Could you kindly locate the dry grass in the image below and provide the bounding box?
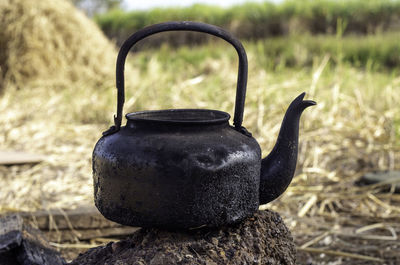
[1,1,400,264]
[0,0,116,92]
[2,48,400,263]
[0,0,119,212]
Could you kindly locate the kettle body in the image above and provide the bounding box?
[93,109,261,229]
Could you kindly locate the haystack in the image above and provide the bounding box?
[0,0,116,91]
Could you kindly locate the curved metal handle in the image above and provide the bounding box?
[107,21,248,135]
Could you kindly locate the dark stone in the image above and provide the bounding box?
[0,214,65,265]
[69,210,296,265]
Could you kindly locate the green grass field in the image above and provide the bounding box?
[96,0,400,41]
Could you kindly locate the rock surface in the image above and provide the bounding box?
[70,210,295,265]
[0,214,65,265]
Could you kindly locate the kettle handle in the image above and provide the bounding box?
[108,21,248,135]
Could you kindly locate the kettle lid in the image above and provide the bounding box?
[126,109,230,125]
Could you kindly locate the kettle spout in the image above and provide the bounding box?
[259,92,315,204]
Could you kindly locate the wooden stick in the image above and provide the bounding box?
[0,150,45,165]
[300,231,331,248]
[298,194,318,217]
[49,242,100,249]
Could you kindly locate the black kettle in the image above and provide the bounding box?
[93,21,315,229]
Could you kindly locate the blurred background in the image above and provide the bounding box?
[1,0,399,263]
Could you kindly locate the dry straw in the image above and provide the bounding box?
[0,0,116,91]
[0,0,123,212]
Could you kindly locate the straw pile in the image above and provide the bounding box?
[0,0,124,212]
[0,0,116,91]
